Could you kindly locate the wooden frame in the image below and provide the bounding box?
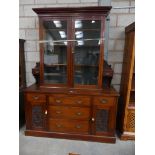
[117,22,135,140]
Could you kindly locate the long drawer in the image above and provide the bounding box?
[49,95,90,107]
[48,118,89,134]
[48,106,90,120]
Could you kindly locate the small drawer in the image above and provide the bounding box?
[49,95,90,107]
[26,93,46,102]
[48,119,89,134]
[93,96,114,106]
[48,106,90,120]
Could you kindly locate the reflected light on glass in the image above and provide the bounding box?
[53,20,62,28]
[75,31,83,39]
[77,40,84,46]
[59,31,66,38]
[98,40,100,45]
[91,20,95,23]
[75,20,82,28]
[64,41,67,45]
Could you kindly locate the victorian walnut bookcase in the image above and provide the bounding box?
[24,7,119,143]
[117,22,135,140]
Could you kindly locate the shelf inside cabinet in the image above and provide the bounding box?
[75,64,98,67]
[44,64,67,67]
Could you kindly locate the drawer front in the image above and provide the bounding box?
[49,95,90,107]
[48,119,89,134]
[48,106,90,120]
[26,93,46,102]
[93,96,115,106]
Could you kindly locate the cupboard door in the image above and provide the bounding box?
[40,18,70,85]
[92,105,116,136]
[26,101,47,131]
[72,18,103,87]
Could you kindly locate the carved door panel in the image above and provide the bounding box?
[92,105,116,136]
[29,102,47,131]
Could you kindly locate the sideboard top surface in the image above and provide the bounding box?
[24,84,119,96]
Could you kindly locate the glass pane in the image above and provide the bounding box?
[96,109,109,132]
[74,20,101,85]
[42,20,68,84]
[32,106,44,128]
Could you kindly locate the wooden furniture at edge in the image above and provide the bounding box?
[24,7,119,143]
[19,39,26,128]
[117,22,135,140]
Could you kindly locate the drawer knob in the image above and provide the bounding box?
[76,125,81,129]
[92,118,95,122]
[100,99,107,104]
[69,90,74,93]
[33,96,39,100]
[56,111,61,114]
[76,101,82,104]
[56,99,61,103]
[56,124,62,128]
[76,112,82,116]
[45,110,47,115]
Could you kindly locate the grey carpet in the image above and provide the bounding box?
[19,126,135,155]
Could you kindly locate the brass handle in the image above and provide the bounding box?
[69,90,74,93]
[56,111,61,114]
[92,118,95,122]
[56,124,62,128]
[76,112,82,116]
[76,100,82,104]
[100,99,107,104]
[76,125,81,129]
[56,99,61,103]
[33,96,39,100]
[45,110,47,115]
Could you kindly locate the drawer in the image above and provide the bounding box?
[49,95,90,107]
[26,93,46,102]
[48,118,89,134]
[93,96,115,106]
[48,106,90,120]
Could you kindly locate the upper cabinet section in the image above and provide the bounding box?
[33,7,112,88]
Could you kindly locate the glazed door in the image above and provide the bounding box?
[39,17,70,86]
[72,17,105,88]
[91,104,116,136]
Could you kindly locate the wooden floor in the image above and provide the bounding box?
[19,126,135,155]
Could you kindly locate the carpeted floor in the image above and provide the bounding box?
[19,126,135,155]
